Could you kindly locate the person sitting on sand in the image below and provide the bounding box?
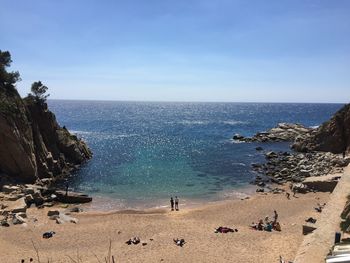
[286,192,290,199]
[274,222,281,231]
[264,216,269,224]
[292,186,297,197]
[273,210,278,222]
[264,222,273,232]
[257,219,264,231]
[175,196,179,211]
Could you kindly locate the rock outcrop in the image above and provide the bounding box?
[0,87,92,183]
[233,123,313,143]
[292,104,350,154]
[251,151,349,186]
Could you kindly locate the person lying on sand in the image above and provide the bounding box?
[315,203,326,212]
[250,219,265,231]
[42,231,56,239]
[214,226,238,233]
[126,237,140,245]
[258,219,264,231]
[250,222,258,229]
[174,238,186,247]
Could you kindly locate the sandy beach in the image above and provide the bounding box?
[0,187,330,263]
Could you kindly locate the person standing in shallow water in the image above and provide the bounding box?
[170,197,174,211]
[175,196,179,211]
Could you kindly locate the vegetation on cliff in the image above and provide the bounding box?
[0,50,92,183]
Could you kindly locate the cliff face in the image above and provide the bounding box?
[0,88,92,183]
[292,104,350,154]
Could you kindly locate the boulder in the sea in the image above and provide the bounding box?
[233,134,245,140]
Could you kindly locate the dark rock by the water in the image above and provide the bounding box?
[233,134,245,140]
[292,104,350,154]
[233,123,313,143]
[55,190,92,204]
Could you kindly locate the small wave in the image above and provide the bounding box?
[222,120,248,125]
[229,139,245,144]
[178,120,209,125]
[222,191,251,199]
[113,134,138,138]
[232,162,246,167]
[70,130,93,135]
[310,125,319,129]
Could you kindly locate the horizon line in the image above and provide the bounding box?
[46,98,348,105]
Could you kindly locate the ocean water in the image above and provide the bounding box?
[48,101,343,210]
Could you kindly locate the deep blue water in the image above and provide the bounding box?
[48,101,343,209]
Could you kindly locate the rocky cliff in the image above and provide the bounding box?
[0,88,92,183]
[292,104,350,154]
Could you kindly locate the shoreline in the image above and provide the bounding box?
[80,183,258,213]
[0,178,333,263]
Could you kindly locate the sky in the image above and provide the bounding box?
[0,0,349,103]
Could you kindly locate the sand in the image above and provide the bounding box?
[0,187,330,263]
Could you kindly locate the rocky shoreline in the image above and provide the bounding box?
[251,150,349,189]
[231,104,350,194]
[233,123,313,143]
[0,182,91,227]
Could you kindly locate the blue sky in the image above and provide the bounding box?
[1,0,349,102]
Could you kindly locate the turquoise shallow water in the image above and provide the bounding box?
[48,101,343,209]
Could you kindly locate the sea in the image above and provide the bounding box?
[48,101,343,210]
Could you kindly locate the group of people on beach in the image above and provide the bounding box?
[250,210,281,232]
[170,196,179,211]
